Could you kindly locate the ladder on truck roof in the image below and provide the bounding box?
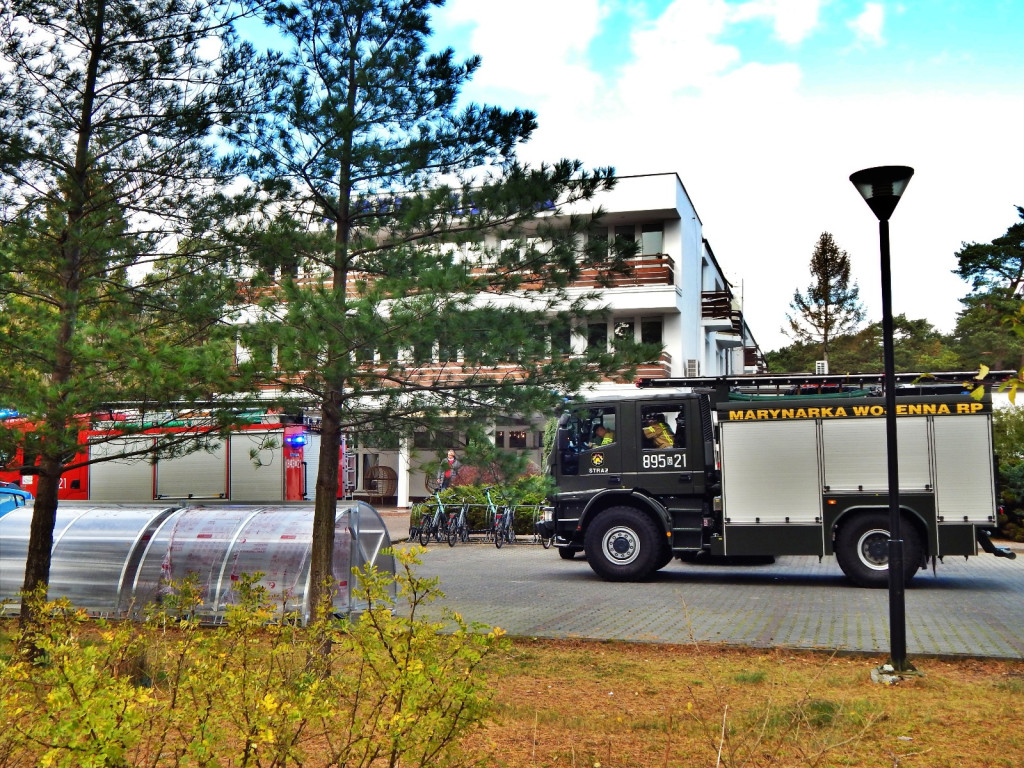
[636,370,1018,404]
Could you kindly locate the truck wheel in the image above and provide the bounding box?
[584,506,661,581]
[654,543,674,571]
[558,547,581,560]
[835,512,923,588]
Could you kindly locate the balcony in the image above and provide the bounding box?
[744,346,767,373]
[595,351,673,384]
[252,253,675,301]
[631,351,673,381]
[701,291,743,335]
[570,254,674,289]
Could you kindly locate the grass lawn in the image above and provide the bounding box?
[476,638,1024,767]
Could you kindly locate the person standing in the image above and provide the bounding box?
[437,449,461,490]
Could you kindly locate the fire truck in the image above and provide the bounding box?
[0,416,309,502]
[536,372,1017,587]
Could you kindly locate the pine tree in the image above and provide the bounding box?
[0,0,264,611]
[231,0,652,614]
[785,232,865,363]
[952,206,1024,372]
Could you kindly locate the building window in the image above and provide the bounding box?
[641,318,663,346]
[641,223,663,256]
[413,430,455,449]
[412,339,433,365]
[377,339,398,364]
[587,322,608,352]
[438,339,459,363]
[494,430,505,448]
[614,320,635,349]
[549,323,572,357]
[508,430,527,449]
[614,225,635,245]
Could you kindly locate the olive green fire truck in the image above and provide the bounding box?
[536,372,1017,587]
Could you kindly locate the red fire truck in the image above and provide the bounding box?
[0,416,309,502]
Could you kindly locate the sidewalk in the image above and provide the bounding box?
[376,507,411,543]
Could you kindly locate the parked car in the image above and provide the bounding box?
[0,483,33,518]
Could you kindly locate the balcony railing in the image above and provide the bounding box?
[252,254,675,300]
[701,290,743,334]
[629,351,673,381]
[257,351,677,389]
[744,346,767,373]
[569,254,674,289]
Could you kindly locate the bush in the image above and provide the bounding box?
[0,548,506,768]
[411,478,551,536]
[993,406,1024,539]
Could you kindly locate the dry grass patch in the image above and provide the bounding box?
[474,639,1024,768]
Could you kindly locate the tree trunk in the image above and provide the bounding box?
[309,396,342,620]
[19,460,62,628]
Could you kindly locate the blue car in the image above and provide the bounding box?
[0,483,33,518]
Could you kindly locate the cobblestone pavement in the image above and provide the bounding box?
[393,533,1024,660]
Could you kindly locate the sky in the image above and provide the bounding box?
[429,0,1024,353]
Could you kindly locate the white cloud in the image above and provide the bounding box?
[619,0,737,96]
[729,0,823,45]
[848,2,885,46]
[439,0,606,102]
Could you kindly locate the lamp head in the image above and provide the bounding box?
[849,166,914,221]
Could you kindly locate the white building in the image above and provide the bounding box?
[337,172,764,507]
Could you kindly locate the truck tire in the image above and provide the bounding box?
[835,512,923,588]
[654,544,674,571]
[584,506,662,581]
[558,547,581,560]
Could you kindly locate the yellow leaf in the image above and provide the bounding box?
[261,693,279,713]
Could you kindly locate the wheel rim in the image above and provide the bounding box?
[601,525,640,565]
[856,527,890,571]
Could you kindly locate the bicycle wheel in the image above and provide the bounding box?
[494,516,504,549]
[418,518,432,546]
[447,515,458,547]
[460,521,469,543]
[542,535,553,549]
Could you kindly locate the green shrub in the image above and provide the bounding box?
[993,406,1024,538]
[411,480,551,535]
[0,548,506,768]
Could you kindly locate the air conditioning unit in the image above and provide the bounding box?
[815,360,829,375]
[685,359,700,377]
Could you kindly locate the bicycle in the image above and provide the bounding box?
[445,502,470,547]
[416,492,451,546]
[484,487,515,549]
[495,505,516,548]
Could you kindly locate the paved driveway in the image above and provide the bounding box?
[401,539,1024,659]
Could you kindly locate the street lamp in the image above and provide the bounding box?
[849,165,915,673]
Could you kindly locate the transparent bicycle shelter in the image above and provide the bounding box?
[0,502,395,623]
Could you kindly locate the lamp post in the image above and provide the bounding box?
[849,165,915,673]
